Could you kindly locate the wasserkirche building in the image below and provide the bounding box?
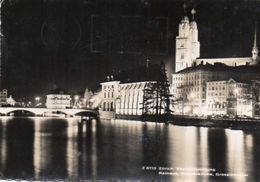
[171,9,260,117]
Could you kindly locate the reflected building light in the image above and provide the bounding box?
[226,130,246,182]
[33,118,51,179]
[91,120,97,133]
[0,119,7,171]
[82,123,86,136]
[244,134,253,181]
[245,135,253,149]
[66,120,79,178]
[91,120,97,180]
[199,127,209,168]
[33,118,42,179]
[168,126,198,182]
[183,127,197,166]
[67,119,78,138]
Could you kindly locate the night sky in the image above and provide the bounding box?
[1,0,260,100]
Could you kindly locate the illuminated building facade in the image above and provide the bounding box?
[115,82,147,116]
[100,79,153,119]
[175,9,259,73]
[206,79,252,116]
[175,9,200,72]
[99,79,120,119]
[252,80,260,118]
[46,89,72,109]
[171,8,260,117]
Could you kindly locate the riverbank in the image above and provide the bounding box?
[115,114,260,130]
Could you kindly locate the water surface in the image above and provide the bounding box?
[0,117,259,181]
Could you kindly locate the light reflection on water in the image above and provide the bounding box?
[0,117,259,181]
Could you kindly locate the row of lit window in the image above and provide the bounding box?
[104,92,114,98]
[173,81,202,87]
[173,74,224,81]
[176,87,206,93]
[207,92,226,97]
[208,103,226,109]
[48,97,71,100]
[47,101,70,104]
[103,102,114,111]
[208,81,225,85]
[103,85,114,89]
[208,86,226,91]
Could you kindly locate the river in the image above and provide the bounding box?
[0,117,259,181]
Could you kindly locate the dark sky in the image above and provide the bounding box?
[1,0,260,100]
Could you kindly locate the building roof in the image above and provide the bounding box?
[174,62,260,84]
[176,62,260,74]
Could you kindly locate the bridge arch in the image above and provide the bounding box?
[43,110,68,117]
[74,111,98,117]
[6,109,36,116]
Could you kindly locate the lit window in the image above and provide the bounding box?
[111,102,114,111]
[103,102,106,111]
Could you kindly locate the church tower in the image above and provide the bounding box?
[252,22,258,64]
[175,7,200,72]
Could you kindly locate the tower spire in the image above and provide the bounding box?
[191,8,196,20]
[252,21,258,61]
[183,3,187,15]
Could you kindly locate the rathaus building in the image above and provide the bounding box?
[171,9,260,117]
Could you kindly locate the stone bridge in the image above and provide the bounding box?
[0,107,98,117]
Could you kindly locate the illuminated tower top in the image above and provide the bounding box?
[252,22,258,62]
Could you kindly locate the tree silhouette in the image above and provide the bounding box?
[141,62,173,116]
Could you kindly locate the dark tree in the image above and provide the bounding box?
[141,62,173,116]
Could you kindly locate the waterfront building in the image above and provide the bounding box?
[99,80,154,119]
[171,8,260,116]
[115,82,148,116]
[99,78,120,119]
[252,80,260,118]
[46,89,72,109]
[206,79,252,117]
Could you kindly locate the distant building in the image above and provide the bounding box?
[46,89,72,109]
[0,89,8,106]
[6,95,16,106]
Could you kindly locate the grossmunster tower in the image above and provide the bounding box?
[175,8,200,72]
